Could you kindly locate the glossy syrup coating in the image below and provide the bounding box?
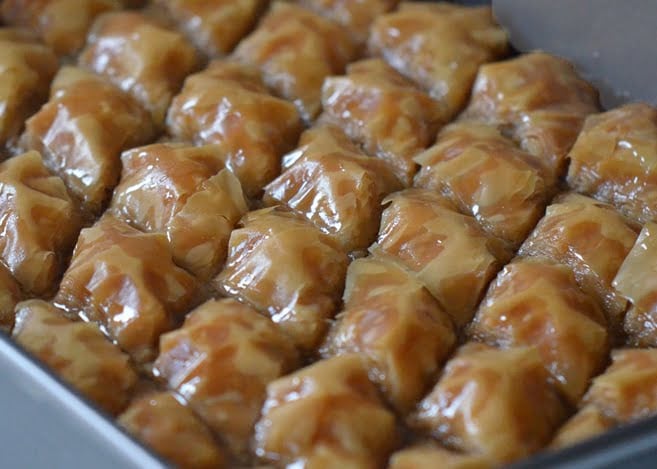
[253,354,398,468]
[550,405,616,450]
[322,256,455,413]
[263,125,402,252]
[21,67,156,214]
[368,2,508,121]
[153,298,299,458]
[233,2,358,122]
[0,265,21,332]
[13,300,138,415]
[0,0,120,56]
[0,151,81,296]
[215,208,349,351]
[567,103,657,224]
[79,11,200,126]
[415,122,549,247]
[118,391,226,469]
[110,143,248,280]
[411,343,566,464]
[370,189,512,327]
[389,442,493,469]
[518,193,638,332]
[55,215,199,364]
[320,58,443,185]
[468,257,609,404]
[166,60,303,197]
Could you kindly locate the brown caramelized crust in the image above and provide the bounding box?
[320,58,443,185]
[322,257,455,413]
[253,354,398,468]
[0,151,81,296]
[0,265,21,332]
[567,103,657,224]
[411,343,566,464]
[368,2,508,121]
[461,52,599,184]
[13,299,137,415]
[518,193,638,331]
[153,298,299,458]
[118,391,226,469]
[21,67,156,214]
[389,443,493,469]
[166,60,303,197]
[1,0,120,56]
[0,32,58,150]
[550,405,616,450]
[79,11,200,126]
[370,189,512,327]
[263,125,402,252]
[55,215,198,364]
[469,258,608,404]
[233,2,358,122]
[415,122,549,246]
[110,143,248,280]
[215,208,349,351]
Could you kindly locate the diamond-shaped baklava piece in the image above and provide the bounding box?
[55,215,198,364]
[0,265,21,333]
[254,354,398,467]
[550,405,615,450]
[13,300,138,415]
[389,442,493,469]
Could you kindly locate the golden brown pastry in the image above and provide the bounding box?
[415,122,548,246]
[322,256,455,413]
[79,11,200,125]
[233,2,358,122]
[567,103,657,224]
[389,443,493,469]
[0,30,58,150]
[0,151,81,296]
[469,257,608,404]
[153,298,299,458]
[55,215,198,364]
[0,265,21,333]
[118,391,226,469]
[21,67,156,214]
[519,193,638,331]
[461,52,599,183]
[215,208,349,351]
[263,125,401,252]
[253,354,398,468]
[320,58,443,185]
[166,60,303,197]
[13,299,137,415]
[370,189,512,327]
[1,0,120,56]
[411,343,565,464]
[110,143,248,280]
[368,2,508,121]
[550,405,616,450]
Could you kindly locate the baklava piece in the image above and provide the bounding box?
[263,125,401,252]
[215,208,349,351]
[0,151,81,296]
[13,300,138,415]
[567,103,657,224]
[0,30,58,150]
[550,405,615,450]
[469,258,608,404]
[233,2,358,122]
[389,443,493,469]
[519,193,638,331]
[411,343,565,464]
[0,265,21,332]
[368,2,508,121]
[462,52,599,183]
[79,11,200,126]
[55,215,198,364]
[118,391,226,469]
[322,256,455,413]
[253,354,397,468]
[21,67,156,214]
[1,0,119,56]
[370,189,512,327]
[110,143,248,280]
[320,58,443,185]
[166,60,303,197]
[415,122,549,246]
